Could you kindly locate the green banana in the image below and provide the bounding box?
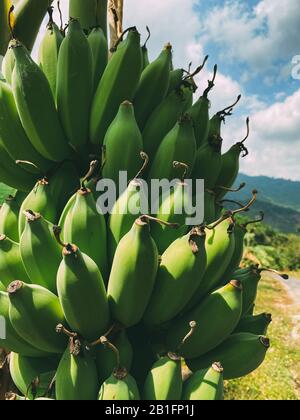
[88,26,108,93]
[0,192,25,242]
[187,333,270,380]
[102,101,143,192]
[56,335,99,401]
[69,0,99,32]
[215,118,250,200]
[0,234,31,287]
[2,42,15,84]
[38,10,64,99]
[143,353,182,400]
[185,217,236,311]
[18,178,57,236]
[168,69,184,94]
[189,65,217,148]
[134,43,172,128]
[19,211,62,293]
[0,79,52,174]
[8,281,67,354]
[90,27,142,150]
[234,313,272,336]
[143,82,195,161]
[151,162,194,254]
[192,96,241,189]
[221,212,264,284]
[48,161,81,217]
[0,0,11,55]
[57,19,93,153]
[107,216,159,327]
[0,142,37,191]
[98,337,140,401]
[141,26,151,70]
[108,164,149,264]
[59,187,108,280]
[166,280,243,359]
[9,352,58,400]
[182,363,224,401]
[144,226,207,327]
[0,291,49,357]
[12,0,53,51]
[56,242,110,341]
[11,41,71,162]
[149,114,196,181]
[204,189,216,224]
[94,329,133,385]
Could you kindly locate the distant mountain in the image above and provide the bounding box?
[227,174,300,234]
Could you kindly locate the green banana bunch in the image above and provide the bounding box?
[108,159,149,263]
[234,313,272,336]
[134,43,172,128]
[55,333,99,401]
[0,192,25,242]
[215,118,250,200]
[19,211,62,293]
[38,9,64,99]
[0,142,37,192]
[56,242,110,342]
[88,27,108,93]
[168,69,184,94]
[57,19,93,153]
[18,178,57,235]
[90,27,142,150]
[8,281,67,354]
[189,65,217,148]
[0,292,48,357]
[2,42,16,84]
[144,226,207,327]
[94,329,133,385]
[182,362,224,401]
[9,352,58,400]
[107,215,159,328]
[12,0,53,51]
[69,0,99,32]
[143,353,182,400]
[98,337,140,401]
[0,79,52,174]
[102,101,143,191]
[185,217,236,311]
[151,162,194,254]
[187,333,270,380]
[142,81,194,161]
[0,234,31,287]
[59,186,108,280]
[149,114,196,181]
[166,280,243,359]
[11,41,71,162]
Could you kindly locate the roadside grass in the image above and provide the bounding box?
[224,275,300,400]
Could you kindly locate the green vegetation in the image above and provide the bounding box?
[225,275,300,400]
[0,183,14,204]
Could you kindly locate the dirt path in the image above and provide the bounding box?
[281,276,300,305]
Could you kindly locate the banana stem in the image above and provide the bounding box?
[110,26,136,52]
[242,211,265,228]
[101,336,128,379]
[143,26,151,48]
[258,268,289,280]
[219,199,249,211]
[139,215,179,229]
[173,161,189,182]
[86,323,121,348]
[215,182,246,193]
[47,6,54,27]
[57,1,64,32]
[176,321,197,354]
[53,226,66,248]
[56,324,77,339]
[132,152,149,181]
[231,190,258,216]
[23,210,40,222]
[203,64,218,98]
[16,160,43,176]
[183,55,209,81]
[81,160,99,188]
[217,94,242,117]
[205,210,233,230]
[8,5,15,40]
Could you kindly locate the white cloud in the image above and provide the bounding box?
[200,0,300,74]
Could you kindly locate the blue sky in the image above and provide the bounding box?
[22,0,300,181]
